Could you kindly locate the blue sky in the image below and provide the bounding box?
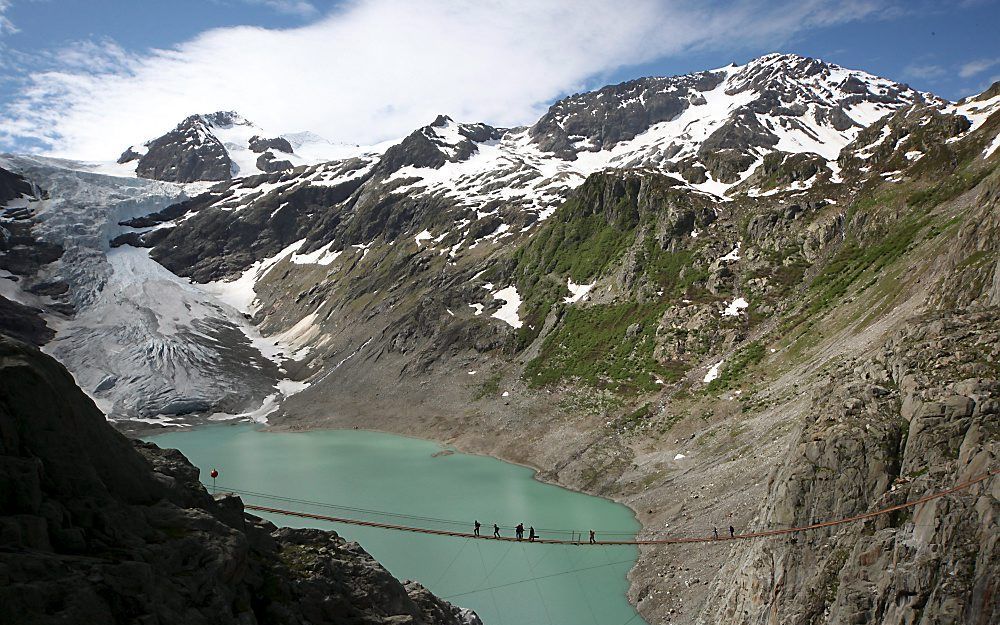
[1,0,998,158]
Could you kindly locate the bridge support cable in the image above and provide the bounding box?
[231,470,995,547]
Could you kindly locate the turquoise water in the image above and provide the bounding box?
[147,424,647,625]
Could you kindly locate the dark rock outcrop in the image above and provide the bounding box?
[0,166,36,204]
[0,294,53,345]
[249,135,294,154]
[0,169,62,278]
[116,147,142,164]
[0,336,479,625]
[256,151,294,173]
[377,116,504,176]
[135,115,234,183]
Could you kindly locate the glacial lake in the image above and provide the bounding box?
[147,424,647,625]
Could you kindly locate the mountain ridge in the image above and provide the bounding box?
[1,51,998,625]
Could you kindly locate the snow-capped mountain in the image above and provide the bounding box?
[384,53,940,214]
[117,111,381,182]
[2,52,997,427]
[122,54,945,285]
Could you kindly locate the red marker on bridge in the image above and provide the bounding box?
[210,468,219,494]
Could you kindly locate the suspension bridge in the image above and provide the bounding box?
[215,469,996,546]
[207,471,995,625]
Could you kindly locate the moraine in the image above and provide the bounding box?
[147,424,649,625]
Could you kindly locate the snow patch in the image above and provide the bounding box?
[722,297,749,316]
[984,132,1000,159]
[719,242,742,263]
[276,378,310,397]
[243,393,279,423]
[563,278,594,304]
[199,239,304,313]
[491,286,523,329]
[414,229,432,247]
[291,240,342,266]
[704,360,724,383]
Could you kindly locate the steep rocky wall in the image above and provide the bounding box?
[701,310,998,625]
[0,335,479,625]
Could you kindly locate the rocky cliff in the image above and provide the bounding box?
[0,335,479,625]
[699,309,998,625]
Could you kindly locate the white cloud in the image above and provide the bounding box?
[0,0,18,36]
[959,58,1000,79]
[1,0,889,159]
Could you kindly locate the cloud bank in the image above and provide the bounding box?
[1,0,888,160]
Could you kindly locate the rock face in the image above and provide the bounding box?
[0,295,53,345]
[702,310,999,625]
[0,166,37,204]
[0,335,479,625]
[249,135,294,154]
[377,115,505,175]
[136,114,236,182]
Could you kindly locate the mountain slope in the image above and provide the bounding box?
[1,53,997,625]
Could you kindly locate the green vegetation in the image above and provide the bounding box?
[620,402,654,429]
[510,186,641,348]
[510,171,708,350]
[514,210,636,282]
[635,236,710,297]
[807,211,930,314]
[524,301,683,393]
[704,341,766,394]
[906,167,992,209]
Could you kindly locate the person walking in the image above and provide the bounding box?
[529,526,537,541]
[474,520,481,537]
[729,525,735,538]
[713,527,719,540]
[493,523,501,538]
[589,530,596,544]
[516,523,524,540]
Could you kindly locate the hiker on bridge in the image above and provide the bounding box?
[474,520,481,537]
[729,525,735,538]
[589,530,596,544]
[516,523,524,540]
[713,527,719,540]
[493,523,501,538]
[529,526,537,541]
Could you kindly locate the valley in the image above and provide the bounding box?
[1,53,997,625]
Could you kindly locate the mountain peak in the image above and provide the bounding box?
[526,52,936,189]
[192,110,254,129]
[118,111,370,182]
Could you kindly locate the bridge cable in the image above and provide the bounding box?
[238,469,996,546]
